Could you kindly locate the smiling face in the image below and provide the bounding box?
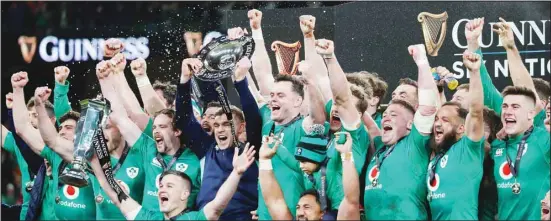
[158,174,190,215]
[501,94,535,137]
[270,81,302,124]
[201,107,220,135]
[213,114,244,149]
[391,84,418,107]
[296,194,324,221]
[432,105,464,148]
[381,103,414,145]
[59,119,77,141]
[102,118,123,152]
[152,113,181,154]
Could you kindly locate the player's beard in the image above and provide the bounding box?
[429,130,459,153]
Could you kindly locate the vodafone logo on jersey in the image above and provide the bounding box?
[63,185,80,200]
[427,174,440,192]
[368,166,380,182]
[499,161,514,180]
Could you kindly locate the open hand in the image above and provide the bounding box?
[181,58,202,83]
[492,17,515,50]
[227,27,248,40]
[232,142,256,175]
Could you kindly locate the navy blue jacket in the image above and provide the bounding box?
[175,78,261,220]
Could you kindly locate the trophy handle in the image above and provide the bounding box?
[271,41,302,75]
[418,11,448,57]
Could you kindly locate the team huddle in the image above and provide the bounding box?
[2,9,550,221]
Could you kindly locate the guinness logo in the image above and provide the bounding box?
[18,36,37,64]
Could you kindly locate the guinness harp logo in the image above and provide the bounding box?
[418,11,448,56]
[271,41,301,75]
[18,36,37,64]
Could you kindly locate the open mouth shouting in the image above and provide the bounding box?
[382,122,393,134]
[154,134,164,147]
[159,192,169,206]
[434,127,444,141]
[504,117,516,128]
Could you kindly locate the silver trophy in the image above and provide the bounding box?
[59,99,108,187]
[195,35,255,81]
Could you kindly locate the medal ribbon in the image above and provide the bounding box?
[504,126,534,179]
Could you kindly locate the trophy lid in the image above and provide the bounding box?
[195,35,255,81]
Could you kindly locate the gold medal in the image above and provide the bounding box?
[95,195,104,204]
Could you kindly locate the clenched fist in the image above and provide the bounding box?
[181,58,202,83]
[109,53,127,73]
[34,86,52,105]
[299,15,316,37]
[408,44,428,65]
[130,58,147,77]
[234,57,252,82]
[103,38,124,58]
[492,17,515,50]
[96,61,112,80]
[5,93,13,109]
[248,9,262,30]
[11,72,29,89]
[315,39,335,58]
[54,66,70,84]
[462,50,481,73]
[465,17,484,51]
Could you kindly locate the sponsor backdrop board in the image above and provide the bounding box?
[2,2,549,122]
[226,1,550,103]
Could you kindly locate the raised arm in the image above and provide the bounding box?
[248,9,275,96]
[35,86,74,162]
[109,54,150,131]
[203,143,256,220]
[89,154,140,220]
[233,57,263,154]
[463,51,485,141]
[53,66,72,119]
[257,136,293,220]
[130,57,167,115]
[6,93,43,172]
[96,61,143,147]
[334,132,361,220]
[494,17,543,112]
[298,61,327,125]
[10,72,47,155]
[408,44,439,136]
[316,39,361,128]
[177,58,214,158]
[301,15,332,103]
[465,18,503,114]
